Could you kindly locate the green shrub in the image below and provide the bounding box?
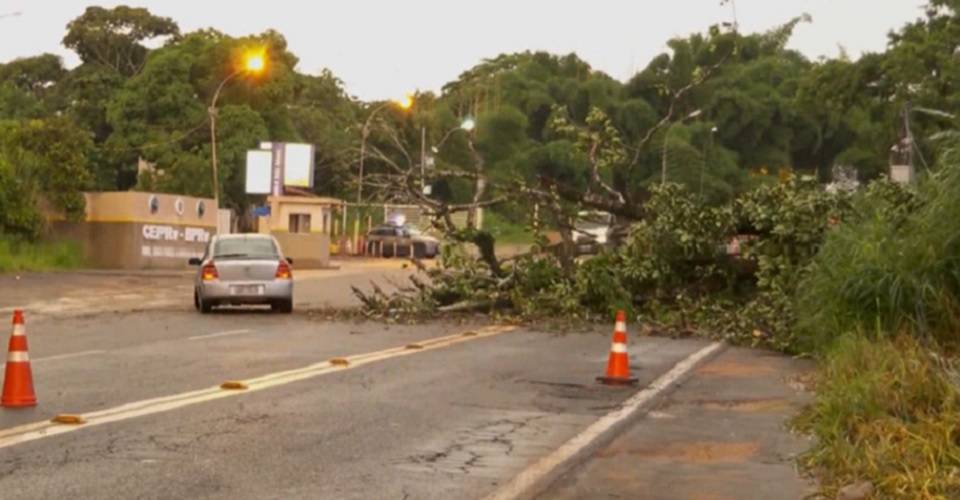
[796,335,960,499]
[796,169,960,351]
[0,237,84,272]
[483,210,535,245]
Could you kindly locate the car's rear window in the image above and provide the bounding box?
[213,238,278,259]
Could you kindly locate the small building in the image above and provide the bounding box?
[255,194,343,268]
[50,192,216,270]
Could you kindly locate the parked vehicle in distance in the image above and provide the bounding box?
[574,211,613,255]
[189,234,294,314]
[366,224,440,258]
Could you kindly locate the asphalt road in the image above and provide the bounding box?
[0,259,418,318]
[0,310,710,499]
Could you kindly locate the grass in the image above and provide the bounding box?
[483,211,535,246]
[795,335,960,499]
[0,237,84,273]
[796,169,960,352]
[791,167,960,497]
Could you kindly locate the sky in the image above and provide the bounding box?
[0,0,929,101]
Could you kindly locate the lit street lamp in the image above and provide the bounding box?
[352,95,413,250]
[661,109,703,184]
[357,95,413,204]
[422,117,476,194]
[209,51,266,216]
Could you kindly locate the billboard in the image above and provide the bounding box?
[283,143,314,188]
[245,150,273,194]
[245,142,316,195]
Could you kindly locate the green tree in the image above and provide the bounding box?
[63,6,180,76]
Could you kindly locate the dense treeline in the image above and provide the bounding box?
[1,3,959,238]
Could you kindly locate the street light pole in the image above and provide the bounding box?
[357,100,401,204]
[700,126,718,198]
[660,109,703,184]
[420,125,427,192]
[208,70,242,213]
[208,51,265,224]
[354,96,412,252]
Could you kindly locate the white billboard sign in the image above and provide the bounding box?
[245,142,316,195]
[245,150,273,194]
[282,143,315,188]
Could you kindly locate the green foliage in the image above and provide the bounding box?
[795,335,960,499]
[0,157,44,239]
[0,118,92,238]
[0,237,84,272]
[796,163,960,350]
[62,6,180,76]
[620,183,733,297]
[483,211,534,245]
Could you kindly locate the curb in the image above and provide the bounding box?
[485,341,728,500]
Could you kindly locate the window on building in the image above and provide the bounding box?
[289,213,311,234]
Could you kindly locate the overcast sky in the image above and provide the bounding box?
[0,1,928,100]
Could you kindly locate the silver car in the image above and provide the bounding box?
[189,234,294,314]
[365,224,440,258]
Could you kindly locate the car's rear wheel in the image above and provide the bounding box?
[272,299,293,314]
[198,292,213,314]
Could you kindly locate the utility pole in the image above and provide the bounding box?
[420,125,427,192]
[904,101,915,170]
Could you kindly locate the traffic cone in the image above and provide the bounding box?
[597,310,638,386]
[2,310,37,407]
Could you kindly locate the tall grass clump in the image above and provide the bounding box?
[796,166,960,350]
[795,335,960,498]
[0,236,84,272]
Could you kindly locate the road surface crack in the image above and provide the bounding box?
[406,414,547,475]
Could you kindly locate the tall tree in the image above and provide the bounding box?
[62,6,180,76]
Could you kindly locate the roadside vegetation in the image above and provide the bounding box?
[5,2,960,495]
[791,160,960,498]
[0,237,84,272]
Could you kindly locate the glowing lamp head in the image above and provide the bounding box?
[244,53,266,73]
[397,95,414,110]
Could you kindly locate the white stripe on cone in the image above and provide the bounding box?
[611,343,628,354]
[615,321,626,333]
[7,351,29,362]
[11,325,24,337]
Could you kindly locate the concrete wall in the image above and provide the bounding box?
[50,192,216,270]
[273,232,331,269]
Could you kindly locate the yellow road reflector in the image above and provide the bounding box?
[405,343,424,350]
[0,325,517,451]
[330,357,350,367]
[220,381,248,390]
[51,414,86,425]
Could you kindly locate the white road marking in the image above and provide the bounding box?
[188,329,252,341]
[484,341,726,500]
[0,325,516,450]
[32,350,105,363]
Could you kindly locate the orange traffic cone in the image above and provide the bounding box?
[2,310,37,407]
[597,310,638,386]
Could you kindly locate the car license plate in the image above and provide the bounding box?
[230,285,264,296]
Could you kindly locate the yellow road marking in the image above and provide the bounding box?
[0,325,516,450]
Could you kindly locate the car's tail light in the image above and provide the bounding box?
[276,261,292,280]
[201,263,219,281]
